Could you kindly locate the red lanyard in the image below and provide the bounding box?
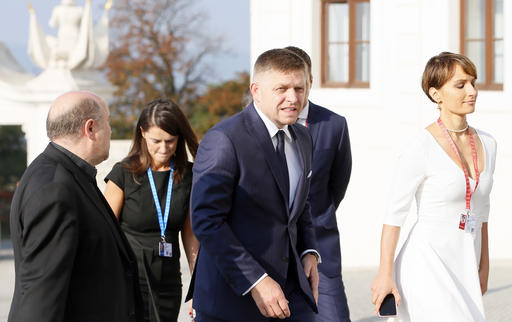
[437,118,479,211]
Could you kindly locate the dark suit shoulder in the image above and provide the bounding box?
[16,154,78,210]
[309,102,348,127]
[16,153,62,196]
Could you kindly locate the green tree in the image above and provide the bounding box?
[0,126,26,190]
[0,125,26,240]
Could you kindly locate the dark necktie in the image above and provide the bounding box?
[276,130,290,204]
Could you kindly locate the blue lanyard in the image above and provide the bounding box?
[147,161,174,241]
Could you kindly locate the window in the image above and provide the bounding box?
[461,0,503,90]
[322,0,370,88]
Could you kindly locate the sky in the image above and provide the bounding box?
[0,0,250,82]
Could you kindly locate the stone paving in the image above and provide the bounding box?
[342,261,512,322]
[1,244,510,321]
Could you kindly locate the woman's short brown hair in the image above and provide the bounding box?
[421,52,477,103]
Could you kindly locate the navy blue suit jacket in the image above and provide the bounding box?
[307,102,352,277]
[188,104,318,320]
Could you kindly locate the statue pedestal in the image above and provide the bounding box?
[26,69,77,92]
[25,68,115,99]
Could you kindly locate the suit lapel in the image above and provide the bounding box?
[243,104,290,209]
[44,145,132,262]
[73,172,132,261]
[307,102,321,149]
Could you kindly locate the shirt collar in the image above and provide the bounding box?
[254,103,292,141]
[51,142,98,180]
[298,101,310,120]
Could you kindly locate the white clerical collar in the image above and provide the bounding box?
[253,103,292,141]
[298,101,309,120]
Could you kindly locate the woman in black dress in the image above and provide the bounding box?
[104,99,199,321]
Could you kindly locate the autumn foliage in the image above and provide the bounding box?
[105,0,247,138]
[189,72,250,136]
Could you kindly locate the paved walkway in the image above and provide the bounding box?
[342,261,512,321]
[1,245,510,321]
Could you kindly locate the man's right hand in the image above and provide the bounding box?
[250,276,290,319]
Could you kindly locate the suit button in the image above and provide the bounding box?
[281,256,289,262]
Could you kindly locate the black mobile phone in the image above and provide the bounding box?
[378,293,397,317]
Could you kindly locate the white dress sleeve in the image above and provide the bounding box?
[383,133,428,227]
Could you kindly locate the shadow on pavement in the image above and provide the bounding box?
[0,254,13,261]
[486,284,512,294]
[355,317,378,322]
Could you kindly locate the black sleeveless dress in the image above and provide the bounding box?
[105,161,192,322]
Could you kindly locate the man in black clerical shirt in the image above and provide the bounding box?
[9,91,143,322]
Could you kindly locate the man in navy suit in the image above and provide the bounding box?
[285,46,352,321]
[189,48,320,321]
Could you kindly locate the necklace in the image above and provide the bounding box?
[445,123,468,133]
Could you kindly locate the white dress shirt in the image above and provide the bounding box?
[254,104,301,206]
[297,101,309,127]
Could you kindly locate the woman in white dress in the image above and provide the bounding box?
[371,52,496,322]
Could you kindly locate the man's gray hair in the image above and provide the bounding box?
[46,97,103,140]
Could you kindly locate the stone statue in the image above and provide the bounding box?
[28,0,113,70]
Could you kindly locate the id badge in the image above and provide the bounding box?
[465,216,477,234]
[159,241,172,257]
[459,213,467,230]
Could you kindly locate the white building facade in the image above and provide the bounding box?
[251,0,511,267]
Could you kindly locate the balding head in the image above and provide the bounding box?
[47,91,111,166]
[47,91,105,141]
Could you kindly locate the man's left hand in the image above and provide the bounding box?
[302,253,319,304]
